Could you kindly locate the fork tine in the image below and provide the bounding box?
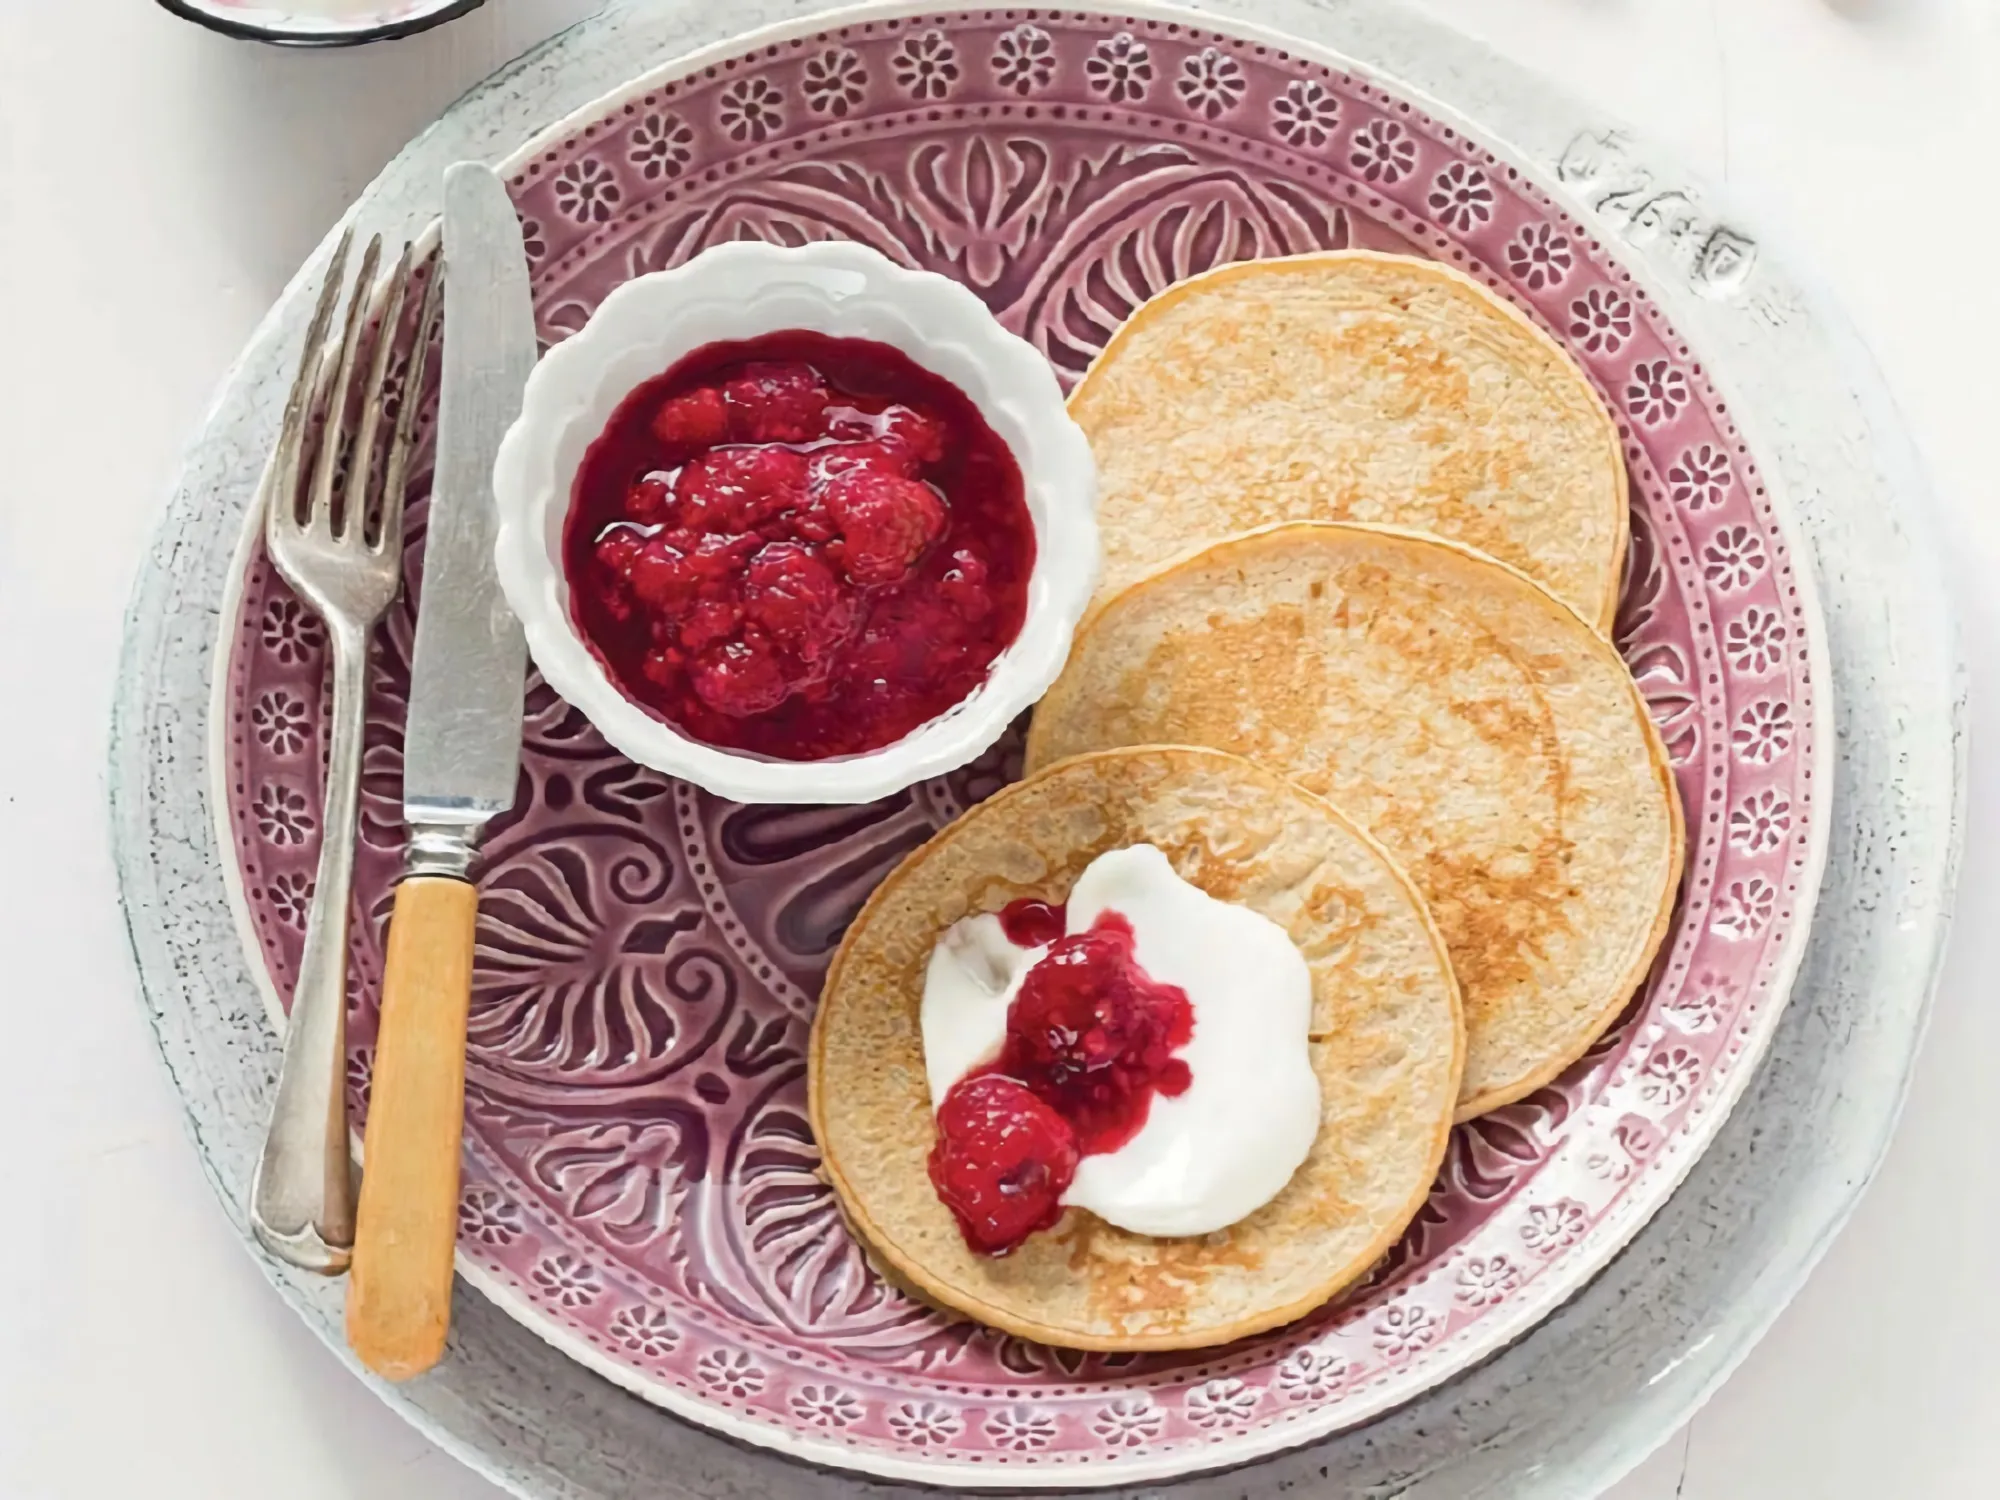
[267,226,354,542]
[305,233,384,535]
[345,240,414,551]
[373,254,444,557]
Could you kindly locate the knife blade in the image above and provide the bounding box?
[347,161,537,1383]
[403,161,535,836]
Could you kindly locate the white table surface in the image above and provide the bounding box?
[1,1,1991,1495]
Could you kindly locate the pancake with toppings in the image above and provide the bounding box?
[1025,524,1683,1120]
[1069,250,1628,631]
[809,746,1462,1352]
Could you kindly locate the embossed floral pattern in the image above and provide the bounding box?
[1176,46,1245,118]
[1427,162,1494,231]
[608,1304,681,1358]
[888,1400,962,1447]
[628,112,693,179]
[259,595,323,664]
[1271,78,1339,148]
[265,869,314,930]
[801,49,868,117]
[553,158,620,224]
[1521,1200,1588,1254]
[718,77,784,142]
[251,783,312,846]
[1506,222,1573,289]
[1276,1345,1350,1399]
[250,689,310,756]
[1349,117,1419,183]
[1729,788,1792,853]
[458,1185,525,1247]
[1187,1377,1259,1427]
[696,1349,767,1398]
[1092,1395,1163,1446]
[991,23,1055,95]
[531,1252,602,1308]
[986,1405,1059,1450]
[221,22,1814,1478]
[1733,700,1795,763]
[892,29,959,101]
[1628,359,1692,426]
[1085,32,1152,104]
[1724,606,1790,674]
[791,1383,865,1428]
[518,216,546,264]
[1372,1304,1441,1358]
[1668,443,1733,511]
[1569,286,1634,355]
[1638,1046,1702,1107]
[1703,524,1767,591]
[1665,979,1727,1033]
[1713,876,1778,940]
[1454,1255,1522,1307]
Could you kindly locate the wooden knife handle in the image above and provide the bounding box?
[347,875,478,1380]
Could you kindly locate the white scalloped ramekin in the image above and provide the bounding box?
[492,240,1099,804]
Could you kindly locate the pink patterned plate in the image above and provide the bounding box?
[213,5,1826,1487]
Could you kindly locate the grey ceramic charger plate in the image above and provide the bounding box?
[110,1,1963,1496]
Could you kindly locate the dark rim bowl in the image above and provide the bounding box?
[154,0,488,46]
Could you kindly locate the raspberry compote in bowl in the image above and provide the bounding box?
[493,239,1099,804]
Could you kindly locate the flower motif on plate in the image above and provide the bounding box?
[552,158,620,224]
[892,29,959,101]
[1275,1344,1350,1400]
[1713,876,1777,940]
[791,1383,865,1428]
[1085,32,1153,104]
[985,1405,1059,1450]
[259,594,323,664]
[991,23,1055,95]
[458,1185,525,1247]
[801,49,868,118]
[1667,442,1733,511]
[1724,606,1789,675]
[1733,700,1795,764]
[628,112,694,179]
[251,783,312,846]
[608,1304,681,1359]
[1349,117,1418,184]
[250,689,310,757]
[1454,1254,1522,1307]
[1506,222,1572,290]
[717,76,784,142]
[1729,788,1791,854]
[1091,1396,1164,1446]
[1176,46,1245,118]
[1427,162,1494,231]
[1638,1046,1702,1108]
[1186,1377,1259,1427]
[695,1349,767,1398]
[1569,286,1634,355]
[1372,1303,1441,1357]
[1703,524,1768,592]
[887,1400,962,1447]
[1627,359,1692,426]
[530,1251,602,1308]
[1521,1199,1588,1255]
[1271,78,1340,148]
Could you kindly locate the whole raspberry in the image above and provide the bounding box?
[625,539,699,608]
[927,1075,1078,1257]
[742,542,854,654]
[690,635,790,717]
[721,363,830,444]
[650,386,728,450]
[675,447,810,532]
[824,471,947,585]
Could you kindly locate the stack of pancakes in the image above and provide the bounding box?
[811,252,1685,1351]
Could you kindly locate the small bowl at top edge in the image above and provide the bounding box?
[491,240,1101,805]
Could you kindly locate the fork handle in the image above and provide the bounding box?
[249,622,369,1273]
[346,872,479,1379]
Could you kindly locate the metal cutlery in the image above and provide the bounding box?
[250,228,444,1274]
[346,162,538,1379]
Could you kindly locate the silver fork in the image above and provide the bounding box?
[250,228,444,1273]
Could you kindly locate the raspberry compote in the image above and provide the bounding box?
[927,903,1196,1256]
[563,331,1034,760]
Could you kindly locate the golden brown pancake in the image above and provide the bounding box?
[1069,250,1628,631]
[1026,524,1684,1120]
[809,746,1463,1351]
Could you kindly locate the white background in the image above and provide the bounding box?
[0,0,1992,1495]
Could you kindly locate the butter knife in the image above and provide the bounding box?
[346,162,536,1381]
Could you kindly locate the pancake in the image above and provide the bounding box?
[809,746,1463,1352]
[1069,250,1628,631]
[1025,524,1683,1120]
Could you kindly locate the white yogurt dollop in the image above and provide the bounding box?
[919,844,1322,1239]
